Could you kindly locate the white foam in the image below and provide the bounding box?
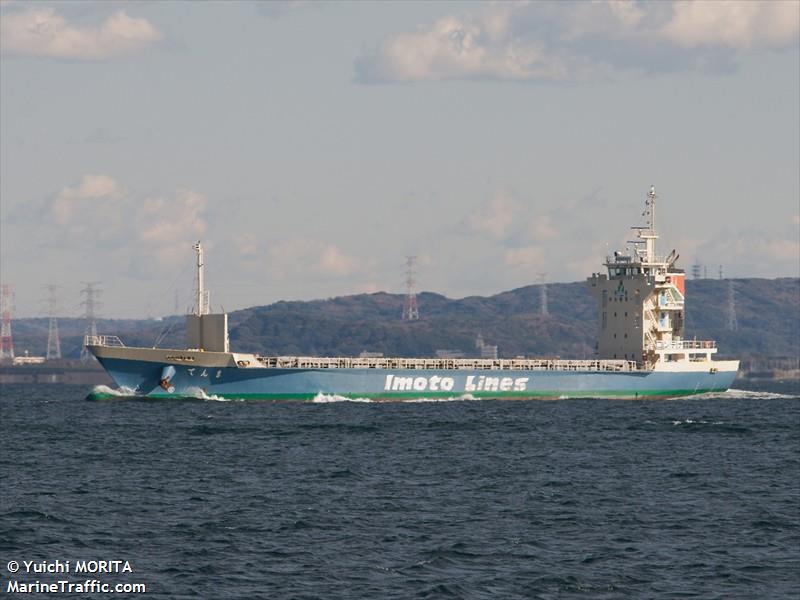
[312,392,479,404]
[182,386,232,402]
[89,385,137,398]
[685,388,795,400]
[401,393,478,403]
[672,418,729,426]
[312,392,374,403]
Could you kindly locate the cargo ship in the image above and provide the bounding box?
[86,186,738,400]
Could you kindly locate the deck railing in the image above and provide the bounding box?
[255,356,641,372]
[655,340,716,351]
[84,335,126,347]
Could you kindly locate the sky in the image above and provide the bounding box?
[1,0,798,318]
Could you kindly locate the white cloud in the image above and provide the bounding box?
[318,245,358,277]
[1,8,161,60]
[462,189,564,275]
[663,1,800,49]
[695,227,800,277]
[29,175,208,271]
[607,0,646,29]
[468,190,560,245]
[59,173,121,199]
[439,188,620,293]
[52,174,122,225]
[265,239,365,281]
[138,190,207,266]
[468,191,517,239]
[139,191,206,245]
[355,1,800,83]
[355,10,569,83]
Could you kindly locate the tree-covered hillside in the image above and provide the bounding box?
[10,278,799,361]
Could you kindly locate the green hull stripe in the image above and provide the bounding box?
[88,388,723,401]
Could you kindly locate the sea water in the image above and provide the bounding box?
[1,381,798,599]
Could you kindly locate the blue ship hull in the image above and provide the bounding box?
[92,355,737,401]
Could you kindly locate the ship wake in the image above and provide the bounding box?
[685,388,795,400]
[182,387,232,402]
[312,392,479,404]
[86,385,138,400]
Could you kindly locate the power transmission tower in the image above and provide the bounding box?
[691,259,701,280]
[45,284,61,360]
[0,284,14,360]
[402,256,419,321]
[726,280,738,331]
[718,265,723,280]
[80,282,102,362]
[538,273,549,317]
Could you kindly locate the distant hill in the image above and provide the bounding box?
[682,278,799,359]
[10,278,799,361]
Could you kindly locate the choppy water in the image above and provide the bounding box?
[1,381,798,599]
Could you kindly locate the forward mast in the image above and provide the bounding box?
[193,241,209,316]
